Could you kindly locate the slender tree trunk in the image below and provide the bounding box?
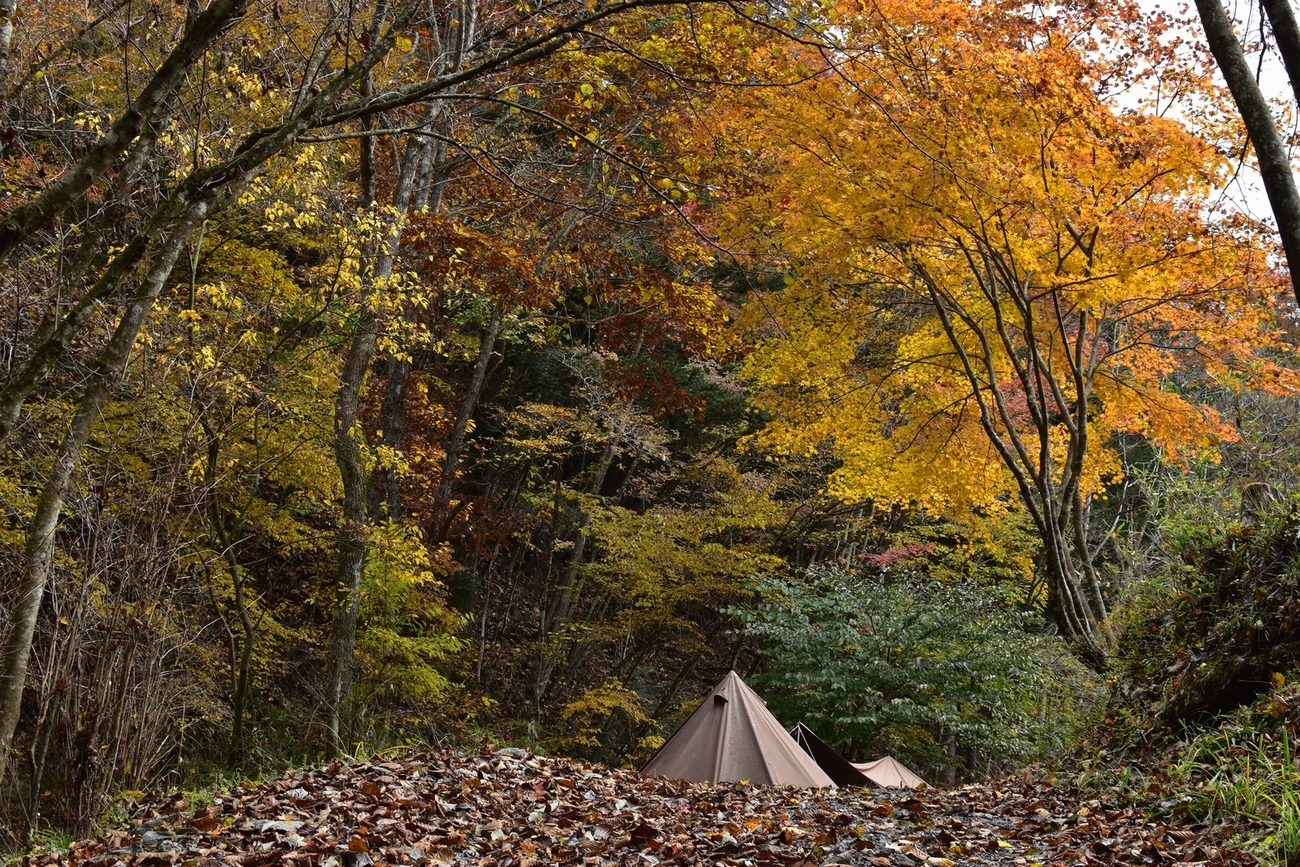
[326,121,432,751]
[429,307,502,543]
[0,0,249,263]
[370,355,412,519]
[24,581,86,838]
[534,441,615,710]
[0,0,18,91]
[226,552,255,768]
[474,544,500,683]
[327,299,378,750]
[369,141,455,520]
[1262,0,1300,110]
[0,200,206,784]
[203,425,256,768]
[1196,0,1300,304]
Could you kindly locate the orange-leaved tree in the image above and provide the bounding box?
[716,0,1298,666]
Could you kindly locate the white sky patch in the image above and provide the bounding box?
[1128,0,1297,222]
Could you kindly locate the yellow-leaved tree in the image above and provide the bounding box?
[716,0,1298,666]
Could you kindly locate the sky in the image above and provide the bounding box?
[1135,0,1295,221]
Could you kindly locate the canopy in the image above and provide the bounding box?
[788,722,870,787]
[641,671,835,788]
[852,756,927,788]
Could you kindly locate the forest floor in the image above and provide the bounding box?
[26,749,1258,867]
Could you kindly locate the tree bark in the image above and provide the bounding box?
[1262,0,1300,110]
[1196,0,1300,305]
[369,355,412,520]
[202,421,257,769]
[0,0,17,88]
[0,0,250,263]
[0,199,208,784]
[429,307,503,543]
[326,118,433,751]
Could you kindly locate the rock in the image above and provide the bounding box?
[139,831,172,848]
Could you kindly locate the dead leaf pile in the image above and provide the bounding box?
[27,749,1255,867]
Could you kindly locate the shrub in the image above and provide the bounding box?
[736,565,1099,781]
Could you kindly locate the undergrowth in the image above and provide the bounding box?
[1080,495,1300,866]
[1079,681,1300,866]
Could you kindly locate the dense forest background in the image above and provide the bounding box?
[4,0,1300,859]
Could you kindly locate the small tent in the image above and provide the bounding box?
[788,722,870,787]
[640,671,834,788]
[853,756,926,788]
[790,723,927,788]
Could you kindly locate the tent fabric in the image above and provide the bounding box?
[788,722,870,787]
[852,756,927,788]
[640,671,835,788]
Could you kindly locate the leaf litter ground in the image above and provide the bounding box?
[31,749,1255,867]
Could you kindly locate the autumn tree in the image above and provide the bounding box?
[716,0,1298,666]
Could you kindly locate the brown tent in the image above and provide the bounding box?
[640,671,835,788]
[852,756,926,788]
[788,722,870,787]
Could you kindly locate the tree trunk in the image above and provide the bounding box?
[1262,0,1300,111]
[23,580,87,839]
[533,441,615,710]
[226,549,255,768]
[1195,0,1300,305]
[369,355,412,520]
[369,141,455,520]
[0,0,18,89]
[429,307,503,543]
[202,424,257,769]
[0,199,207,784]
[326,119,433,751]
[0,0,249,263]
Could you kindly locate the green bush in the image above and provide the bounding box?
[736,565,1099,781]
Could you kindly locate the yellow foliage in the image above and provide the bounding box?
[715,0,1296,527]
[358,521,464,705]
[557,679,651,749]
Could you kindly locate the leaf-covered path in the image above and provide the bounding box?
[32,750,1253,867]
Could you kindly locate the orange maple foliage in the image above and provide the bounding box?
[710,0,1299,660]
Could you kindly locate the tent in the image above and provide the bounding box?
[788,722,870,787]
[790,723,927,789]
[640,671,835,788]
[853,755,927,788]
